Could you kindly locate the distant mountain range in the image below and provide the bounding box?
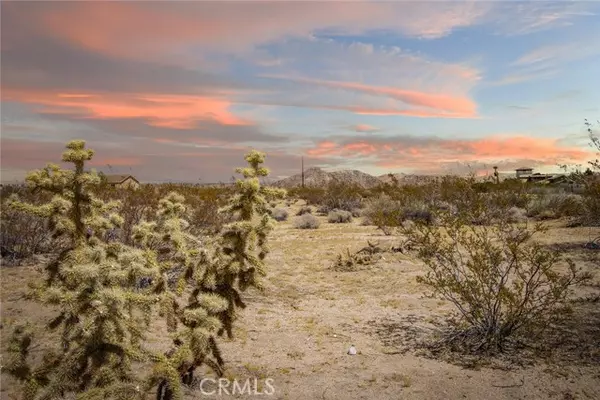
[271,167,466,188]
[272,167,381,188]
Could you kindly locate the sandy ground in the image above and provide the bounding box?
[1,202,599,400]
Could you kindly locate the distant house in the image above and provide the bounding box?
[515,167,533,178]
[525,173,558,183]
[104,174,140,189]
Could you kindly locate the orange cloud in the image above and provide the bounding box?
[2,89,249,128]
[19,2,489,60]
[308,135,593,173]
[308,141,378,157]
[263,76,477,118]
[436,136,589,161]
[353,124,379,133]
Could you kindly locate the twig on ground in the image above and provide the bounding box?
[491,376,525,388]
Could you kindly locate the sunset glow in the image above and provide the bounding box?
[2,1,599,182]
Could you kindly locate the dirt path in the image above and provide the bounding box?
[2,208,599,399]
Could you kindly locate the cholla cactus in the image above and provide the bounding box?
[130,191,223,400]
[4,141,156,400]
[8,140,122,246]
[146,150,286,400]
[214,150,286,334]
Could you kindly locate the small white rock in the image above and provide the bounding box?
[347,345,357,355]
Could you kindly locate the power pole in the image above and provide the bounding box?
[301,156,305,188]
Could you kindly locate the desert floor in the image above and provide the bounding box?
[2,201,599,400]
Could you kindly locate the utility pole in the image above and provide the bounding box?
[301,156,305,188]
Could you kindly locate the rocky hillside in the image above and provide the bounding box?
[273,167,382,188]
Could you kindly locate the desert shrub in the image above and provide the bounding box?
[434,200,458,214]
[362,194,404,235]
[1,185,58,264]
[271,207,289,221]
[0,207,53,265]
[109,185,159,244]
[570,119,600,226]
[289,187,326,206]
[488,184,529,209]
[293,214,320,229]
[327,209,353,223]
[507,206,528,223]
[320,181,365,213]
[291,181,365,214]
[556,119,600,227]
[580,178,600,226]
[296,205,312,216]
[350,208,362,218]
[181,186,232,235]
[435,177,531,226]
[332,241,385,272]
[526,193,583,220]
[402,203,434,225]
[439,176,481,215]
[402,210,590,354]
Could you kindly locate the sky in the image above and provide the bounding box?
[1,0,600,183]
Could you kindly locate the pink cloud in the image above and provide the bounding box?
[263,76,477,118]
[2,89,249,128]
[307,135,593,173]
[353,124,379,133]
[15,2,490,61]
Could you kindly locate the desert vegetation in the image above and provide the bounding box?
[1,126,599,399]
[1,141,285,399]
